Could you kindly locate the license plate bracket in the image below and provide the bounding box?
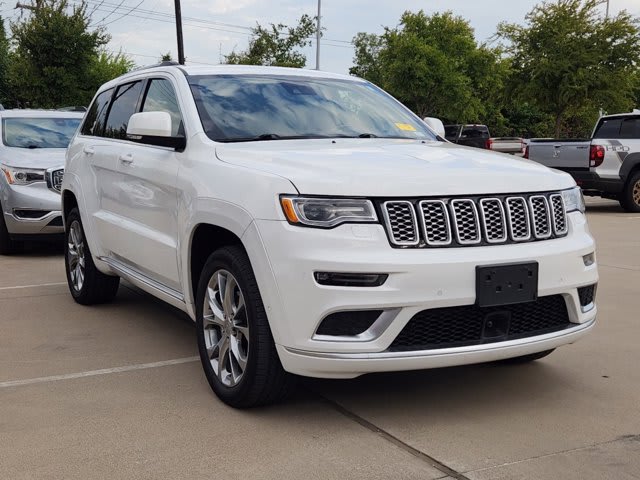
[476,262,538,307]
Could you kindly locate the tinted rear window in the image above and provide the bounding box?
[444,126,459,138]
[593,118,622,138]
[81,88,113,137]
[461,126,489,138]
[619,118,640,139]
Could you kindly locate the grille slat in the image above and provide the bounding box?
[389,295,570,351]
[418,200,452,246]
[382,192,567,248]
[382,201,419,246]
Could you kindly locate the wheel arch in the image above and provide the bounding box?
[620,153,640,182]
[61,189,78,225]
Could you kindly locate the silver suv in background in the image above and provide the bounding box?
[0,110,84,253]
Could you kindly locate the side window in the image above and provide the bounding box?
[593,118,622,139]
[103,81,144,140]
[462,126,489,138]
[141,79,183,137]
[619,118,640,139]
[80,89,113,137]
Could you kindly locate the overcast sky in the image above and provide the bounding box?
[3,0,639,73]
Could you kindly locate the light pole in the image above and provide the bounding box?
[315,0,321,70]
[174,0,185,64]
[605,0,609,18]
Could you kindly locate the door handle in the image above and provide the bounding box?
[83,146,95,155]
[119,154,134,165]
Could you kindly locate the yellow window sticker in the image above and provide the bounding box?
[395,123,417,131]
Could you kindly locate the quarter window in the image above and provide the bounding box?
[619,118,640,139]
[141,79,183,136]
[104,81,144,140]
[81,88,113,137]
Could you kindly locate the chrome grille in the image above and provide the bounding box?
[46,167,64,194]
[505,197,531,241]
[381,192,567,248]
[382,201,418,246]
[529,196,552,239]
[479,198,507,243]
[550,194,568,235]
[451,200,481,244]
[418,200,452,245]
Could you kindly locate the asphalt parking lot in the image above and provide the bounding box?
[1,198,639,480]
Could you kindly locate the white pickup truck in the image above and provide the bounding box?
[526,111,640,212]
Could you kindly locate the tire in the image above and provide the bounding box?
[0,205,17,255]
[65,208,120,305]
[196,246,295,408]
[498,349,555,365]
[619,171,640,213]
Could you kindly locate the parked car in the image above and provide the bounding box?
[444,124,491,149]
[487,137,525,155]
[525,111,640,211]
[0,110,84,254]
[62,64,598,407]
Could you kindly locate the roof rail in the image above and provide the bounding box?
[131,60,180,72]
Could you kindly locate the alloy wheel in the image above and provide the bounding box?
[633,179,640,206]
[202,269,250,387]
[67,220,86,292]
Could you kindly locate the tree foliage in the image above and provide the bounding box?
[350,11,505,124]
[0,16,10,105]
[225,15,316,68]
[8,0,132,108]
[498,0,640,137]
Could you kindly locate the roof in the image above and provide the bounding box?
[100,63,365,91]
[0,109,85,119]
[601,110,640,119]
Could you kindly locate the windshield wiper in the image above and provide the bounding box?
[25,145,42,149]
[358,133,378,138]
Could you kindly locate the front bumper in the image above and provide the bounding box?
[1,182,63,235]
[244,212,597,378]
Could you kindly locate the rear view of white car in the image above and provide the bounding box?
[62,64,598,408]
[0,110,84,254]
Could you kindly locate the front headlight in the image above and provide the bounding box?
[280,196,378,227]
[561,186,586,213]
[1,165,46,185]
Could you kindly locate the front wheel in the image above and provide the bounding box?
[196,246,294,408]
[619,171,640,213]
[65,208,120,305]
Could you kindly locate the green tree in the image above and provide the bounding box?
[0,16,10,106]
[9,0,131,108]
[349,33,385,86]
[350,11,506,125]
[498,0,640,138]
[225,15,316,68]
[160,52,173,62]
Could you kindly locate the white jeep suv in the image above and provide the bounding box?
[62,64,598,407]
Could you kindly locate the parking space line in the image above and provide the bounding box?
[0,357,199,389]
[0,282,67,291]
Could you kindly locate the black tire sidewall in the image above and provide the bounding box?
[622,172,640,213]
[195,247,266,405]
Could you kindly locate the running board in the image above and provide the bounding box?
[98,256,184,302]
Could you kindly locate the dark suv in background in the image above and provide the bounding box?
[445,124,491,149]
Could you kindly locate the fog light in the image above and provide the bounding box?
[583,252,595,267]
[314,272,388,287]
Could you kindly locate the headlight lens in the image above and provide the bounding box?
[280,196,377,227]
[561,186,585,213]
[1,165,46,185]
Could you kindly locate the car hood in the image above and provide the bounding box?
[215,139,575,196]
[0,147,67,170]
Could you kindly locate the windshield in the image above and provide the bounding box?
[2,117,82,148]
[188,75,437,143]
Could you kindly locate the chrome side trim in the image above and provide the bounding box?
[312,308,402,343]
[287,317,596,360]
[99,256,184,302]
